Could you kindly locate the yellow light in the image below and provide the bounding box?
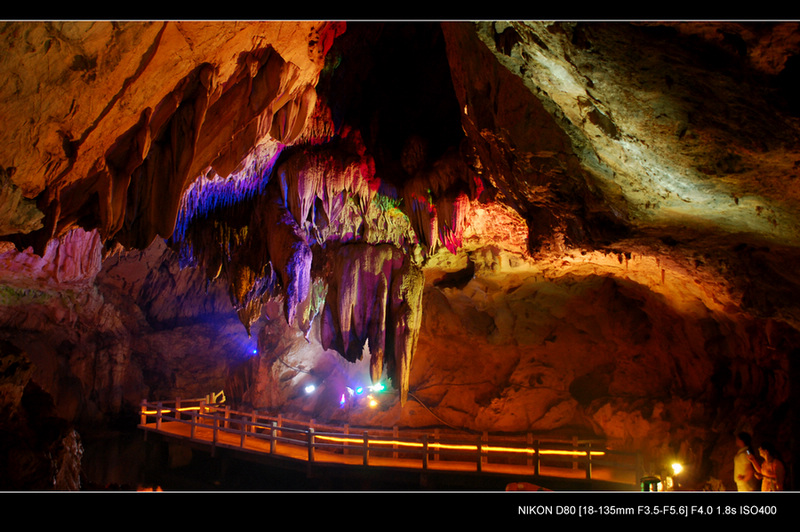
[672,462,683,475]
[536,449,606,457]
[142,406,201,415]
[313,435,604,456]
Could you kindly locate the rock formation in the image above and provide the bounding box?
[1,20,800,490]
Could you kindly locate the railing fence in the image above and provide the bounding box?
[139,397,641,485]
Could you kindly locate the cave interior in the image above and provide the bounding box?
[1,20,800,491]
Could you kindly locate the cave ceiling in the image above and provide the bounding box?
[2,20,800,404]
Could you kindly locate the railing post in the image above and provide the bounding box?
[175,397,181,421]
[270,421,277,454]
[636,451,644,487]
[434,429,440,461]
[191,410,197,439]
[213,414,219,444]
[140,401,148,441]
[526,433,533,468]
[393,426,399,459]
[422,435,429,470]
[224,406,230,429]
[476,436,482,472]
[156,401,163,430]
[482,431,488,465]
[585,442,593,480]
[344,424,350,455]
[240,416,246,448]
[534,440,540,476]
[572,436,579,470]
[363,431,369,466]
[308,427,315,463]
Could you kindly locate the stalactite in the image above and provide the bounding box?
[388,255,424,405]
[296,276,329,339]
[295,98,337,146]
[437,190,471,254]
[270,84,318,145]
[163,74,471,394]
[400,146,476,256]
[98,107,153,240]
[276,144,379,243]
[261,190,312,327]
[113,64,215,250]
[201,47,296,181]
[174,142,280,242]
[404,189,438,255]
[321,243,399,358]
[234,273,277,337]
[317,241,424,395]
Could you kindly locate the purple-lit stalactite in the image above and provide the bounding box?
[261,191,312,328]
[437,191,470,254]
[402,188,471,256]
[405,191,439,255]
[276,144,379,235]
[167,97,476,398]
[399,144,477,257]
[173,142,283,244]
[320,243,403,364]
[319,242,424,403]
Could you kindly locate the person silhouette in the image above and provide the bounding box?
[734,432,759,491]
[748,441,786,491]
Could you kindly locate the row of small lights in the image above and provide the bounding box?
[304,380,386,410]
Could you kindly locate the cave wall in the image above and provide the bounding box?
[1,20,800,491]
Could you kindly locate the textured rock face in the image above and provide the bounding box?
[1,21,800,490]
[0,21,343,251]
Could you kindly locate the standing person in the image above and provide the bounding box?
[748,442,786,491]
[734,432,759,491]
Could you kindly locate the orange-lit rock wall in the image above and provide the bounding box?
[1,21,800,491]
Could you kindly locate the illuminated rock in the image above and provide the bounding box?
[2,20,800,490]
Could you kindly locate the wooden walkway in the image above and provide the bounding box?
[138,397,643,490]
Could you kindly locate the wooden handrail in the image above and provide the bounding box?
[139,398,641,484]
